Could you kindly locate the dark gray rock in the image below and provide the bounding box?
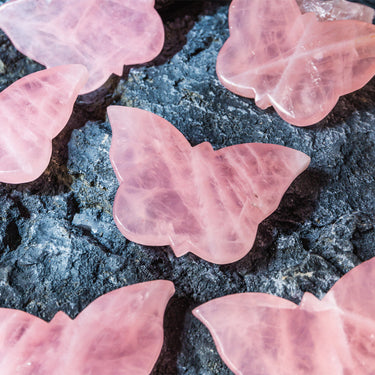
[0,1,374,374]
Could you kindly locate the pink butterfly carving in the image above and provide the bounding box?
[0,0,164,94]
[108,106,310,264]
[194,257,375,374]
[217,0,375,126]
[0,65,88,184]
[0,280,174,375]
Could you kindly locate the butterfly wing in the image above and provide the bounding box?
[109,107,310,264]
[184,142,310,264]
[108,106,198,248]
[0,65,88,184]
[194,292,364,375]
[0,280,174,374]
[71,280,174,375]
[313,257,375,372]
[0,0,164,94]
[217,0,375,126]
[0,308,57,375]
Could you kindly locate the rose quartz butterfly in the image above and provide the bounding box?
[0,65,88,184]
[108,106,310,264]
[217,0,375,126]
[194,257,375,374]
[0,280,174,375]
[0,0,164,94]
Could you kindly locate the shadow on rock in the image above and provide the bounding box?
[151,295,190,375]
[126,0,230,73]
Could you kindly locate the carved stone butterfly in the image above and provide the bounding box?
[194,258,375,374]
[217,0,375,126]
[0,0,164,94]
[108,106,310,264]
[0,280,174,375]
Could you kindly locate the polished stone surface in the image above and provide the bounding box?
[0,280,174,375]
[109,106,310,264]
[217,0,375,126]
[194,257,375,374]
[297,0,374,22]
[0,0,164,94]
[0,65,87,184]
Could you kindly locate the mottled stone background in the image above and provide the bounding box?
[0,1,374,374]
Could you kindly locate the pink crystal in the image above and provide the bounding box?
[194,257,375,374]
[0,65,88,184]
[297,0,375,23]
[0,280,174,375]
[217,0,375,126]
[108,106,310,264]
[0,0,164,94]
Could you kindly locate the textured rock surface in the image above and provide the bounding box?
[0,1,374,374]
[109,106,310,264]
[0,65,88,184]
[217,0,375,126]
[0,0,164,94]
[0,280,174,375]
[194,257,375,374]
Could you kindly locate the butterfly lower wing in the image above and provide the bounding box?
[194,293,363,375]
[0,64,88,184]
[73,280,174,375]
[217,0,375,126]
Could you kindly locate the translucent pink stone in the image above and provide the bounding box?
[217,0,375,126]
[297,0,375,23]
[108,106,310,264]
[0,280,174,375]
[194,257,375,374]
[0,0,164,94]
[0,65,88,184]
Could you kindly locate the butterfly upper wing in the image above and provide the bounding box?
[109,107,310,264]
[184,142,310,264]
[109,106,197,249]
[72,280,174,375]
[0,280,174,375]
[194,292,366,375]
[0,0,164,94]
[0,64,88,184]
[217,0,375,126]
